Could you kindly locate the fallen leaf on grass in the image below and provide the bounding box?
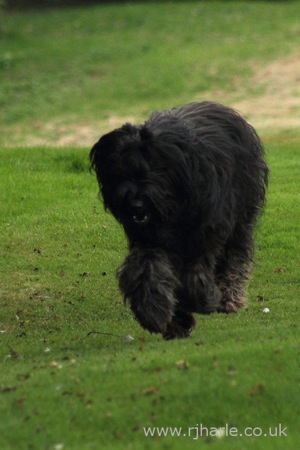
[16,332,27,338]
[123,335,134,342]
[49,361,63,369]
[16,373,30,381]
[53,444,64,450]
[16,398,26,406]
[250,383,265,397]
[209,356,218,370]
[86,399,93,408]
[142,387,160,396]
[1,386,17,393]
[7,345,18,359]
[274,267,283,273]
[176,360,190,370]
[227,365,237,376]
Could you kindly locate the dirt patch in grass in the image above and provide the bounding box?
[5,53,300,147]
[6,115,138,148]
[231,53,300,131]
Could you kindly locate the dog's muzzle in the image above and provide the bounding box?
[131,200,150,225]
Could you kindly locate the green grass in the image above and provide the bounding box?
[0,144,299,450]
[0,2,299,449]
[1,1,300,144]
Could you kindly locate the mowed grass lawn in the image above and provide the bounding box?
[0,2,300,450]
[1,0,300,145]
[0,143,299,450]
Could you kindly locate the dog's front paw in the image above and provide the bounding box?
[117,247,180,335]
[129,292,176,335]
[163,324,192,340]
[162,311,196,340]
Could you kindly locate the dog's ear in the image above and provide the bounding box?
[90,129,120,173]
[90,125,136,183]
[90,123,141,165]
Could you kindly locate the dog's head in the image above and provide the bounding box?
[90,121,194,235]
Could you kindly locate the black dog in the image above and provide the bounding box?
[90,102,268,339]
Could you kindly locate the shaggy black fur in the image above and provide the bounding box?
[90,102,268,339]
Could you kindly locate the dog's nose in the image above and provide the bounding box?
[131,199,144,210]
[131,200,150,225]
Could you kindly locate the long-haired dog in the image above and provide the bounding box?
[90,102,268,339]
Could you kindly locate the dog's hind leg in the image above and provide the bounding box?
[215,228,254,312]
[117,247,179,335]
[182,260,224,314]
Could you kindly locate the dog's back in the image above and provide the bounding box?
[150,101,261,150]
[147,101,268,210]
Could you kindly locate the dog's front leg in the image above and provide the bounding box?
[183,260,223,314]
[117,247,179,335]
